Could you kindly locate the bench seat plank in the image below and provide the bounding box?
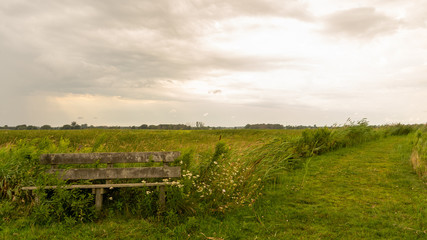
[48,166,181,180]
[40,152,181,165]
[22,182,177,190]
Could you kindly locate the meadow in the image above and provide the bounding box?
[0,122,425,239]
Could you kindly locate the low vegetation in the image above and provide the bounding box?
[0,120,423,239]
[411,125,427,180]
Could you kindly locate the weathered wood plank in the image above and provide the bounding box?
[40,152,180,165]
[48,166,181,180]
[22,182,177,190]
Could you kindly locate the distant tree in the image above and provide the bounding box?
[15,124,27,130]
[196,121,205,129]
[40,125,52,130]
[71,121,81,129]
[245,124,284,129]
[140,124,148,129]
[27,125,38,130]
[61,124,72,130]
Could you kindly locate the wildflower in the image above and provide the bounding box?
[146,191,151,195]
[214,161,218,165]
[222,189,226,193]
[109,197,113,200]
[141,180,146,184]
[162,178,169,182]
[109,187,114,190]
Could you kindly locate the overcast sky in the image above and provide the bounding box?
[1,0,426,127]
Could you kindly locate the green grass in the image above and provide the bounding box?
[237,135,426,239]
[0,129,300,151]
[2,135,425,239]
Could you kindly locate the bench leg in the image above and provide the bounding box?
[32,190,39,205]
[158,185,166,214]
[94,188,104,211]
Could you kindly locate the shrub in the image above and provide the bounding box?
[293,128,334,157]
[0,138,96,224]
[31,187,95,224]
[387,124,414,136]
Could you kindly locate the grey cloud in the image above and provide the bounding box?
[201,0,313,21]
[198,53,298,72]
[0,0,307,99]
[322,7,401,39]
[361,0,427,28]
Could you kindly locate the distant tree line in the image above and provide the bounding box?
[245,124,318,129]
[0,122,91,130]
[0,122,211,130]
[131,124,193,130]
[0,121,323,130]
[245,124,284,129]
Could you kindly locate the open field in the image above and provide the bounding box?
[1,125,425,239]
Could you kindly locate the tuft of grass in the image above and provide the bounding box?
[411,127,427,180]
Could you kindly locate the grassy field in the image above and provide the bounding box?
[1,126,425,239]
[0,129,299,151]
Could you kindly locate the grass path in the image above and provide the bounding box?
[241,135,427,239]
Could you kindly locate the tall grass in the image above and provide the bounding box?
[0,122,418,225]
[411,125,427,180]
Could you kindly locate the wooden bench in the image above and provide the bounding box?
[22,151,181,211]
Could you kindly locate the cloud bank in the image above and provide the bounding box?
[0,0,426,126]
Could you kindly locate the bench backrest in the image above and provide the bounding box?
[40,152,181,180]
